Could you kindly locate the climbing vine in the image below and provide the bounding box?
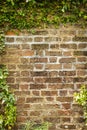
[0,33,16,130]
[0,0,87,31]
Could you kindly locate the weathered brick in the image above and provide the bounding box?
[59,58,76,63]
[9,71,20,77]
[63,63,72,69]
[16,37,33,42]
[17,64,33,70]
[73,36,87,42]
[6,44,20,49]
[56,97,73,102]
[59,90,67,96]
[44,37,60,42]
[61,117,71,123]
[77,57,87,62]
[75,63,87,69]
[21,71,29,76]
[6,78,15,83]
[26,97,43,103]
[22,50,34,56]
[74,77,86,82]
[48,71,58,77]
[74,51,87,56]
[35,50,44,56]
[6,37,14,42]
[41,91,58,96]
[60,124,76,129]
[8,64,16,69]
[34,37,43,42]
[46,50,62,56]
[59,71,76,76]
[21,44,30,49]
[50,44,59,49]
[45,64,62,70]
[62,103,71,109]
[32,91,40,96]
[19,84,29,91]
[34,64,44,70]
[17,97,25,104]
[60,44,77,49]
[63,51,72,56]
[30,111,41,116]
[77,70,87,76]
[32,44,49,50]
[30,71,48,77]
[33,30,48,35]
[62,36,72,42]
[49,57,57,63]
[30,84,46,89]
[30,58,48,63]
[78,43,87,49]
[16,77,33,83]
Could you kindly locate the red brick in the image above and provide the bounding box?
[19,84,29,91]
[22,50,34,56]
[62,103,71,109]
[17,97,25,104]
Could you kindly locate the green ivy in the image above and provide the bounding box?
[0,0,87,31]
[0,32,5,54]
[0,65,16,130]
[23,121,51,130]
[74,85,87,125]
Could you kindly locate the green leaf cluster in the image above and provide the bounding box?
[0,32,5,54]
[24,121,51,130]
[0,0,87,30]
[0,65,16,130]
[74,85,87,125]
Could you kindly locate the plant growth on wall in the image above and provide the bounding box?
[0,33,16,130]
[0,0,87,31]
[74,85,87,126]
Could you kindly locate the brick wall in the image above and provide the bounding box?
[1,26,87,130]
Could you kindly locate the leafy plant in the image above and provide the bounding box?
[0,0,87,30]
[74,85,87,125]
[0,65,16,130]
[0,32,5,54]
[24,121,51,130]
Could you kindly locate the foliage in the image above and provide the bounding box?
[74,85,87,125]
[0,32,16,130]
[0,0,87,31]
[0,32,5,54]
[23,121,51,130]
[0,65,16,130]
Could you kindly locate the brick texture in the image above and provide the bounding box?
[1,26,87,130]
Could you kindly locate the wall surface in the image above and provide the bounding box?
[1,26,87,130]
